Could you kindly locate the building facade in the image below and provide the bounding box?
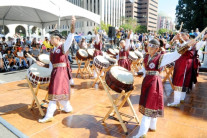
[125,0,159,32]
[157,13,175,31]
[66,0,125,35]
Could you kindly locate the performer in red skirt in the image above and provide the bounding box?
[118,31,132,71]
[168,32,199,107]
[93,27,103,58]
[37,16,76,123]
[133,38,196,138]
[93,27,103,78]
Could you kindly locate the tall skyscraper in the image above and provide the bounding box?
[125,0,159,32]
[68,0,125,35]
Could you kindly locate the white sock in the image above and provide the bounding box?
[172,91,181,104]
[149,117,157,130]
[70,79,74,85]
[45,101,57,118]
[59,100,73,112]
[136,115,151,137]
[180,92,186,101]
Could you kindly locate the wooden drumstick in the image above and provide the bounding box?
[179,22,183,32]
[27,53,37,62]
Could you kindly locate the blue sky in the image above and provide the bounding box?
[158,0,178,21]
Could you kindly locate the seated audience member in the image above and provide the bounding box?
[24,46,33,66]
[31,45,40,60]
[0,50,3,70]
[5,49,16,69]
[17,47,28,68]
[13,46,20,66]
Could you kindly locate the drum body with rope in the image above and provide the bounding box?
[129,51,138,61]
[114,49,119,55]
[105,66,134,93]
[107,48,116,56]
[94,55,110,70]
[76,49,88,60]
[27,63,52,85]
[134,50,143,59]
[105,54,117,66]
[87,48,95,59]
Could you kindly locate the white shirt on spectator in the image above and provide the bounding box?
[17,51,24,57]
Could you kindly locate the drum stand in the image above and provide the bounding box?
[162,66,175,90]
[91,66,112,88]
[99,76,139,135]
[83,59,93,78]
[131,59,143,75]
[26,76,61,117]
[26,76,48,116]
[76,57,92,79]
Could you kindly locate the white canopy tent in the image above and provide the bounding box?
[0,0,100,35]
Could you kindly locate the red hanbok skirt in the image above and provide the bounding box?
[48,67,70,101]
[118,59,131,71]
[139,75,164,118]
[93,50,103,58]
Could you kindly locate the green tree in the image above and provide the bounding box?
[158,29,168,34]
[120,17,138,32]
[176,0,207,32]
[135,25,147,33]
[96,21,111,33]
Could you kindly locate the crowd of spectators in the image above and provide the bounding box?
[0,35,51,72]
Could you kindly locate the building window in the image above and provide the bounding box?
[149,8,157,13]
[149,12,158,17]
[151,0,158,5]
[150,3,158,9]
[149,17,157,21]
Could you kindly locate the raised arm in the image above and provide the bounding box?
[64,16,76,53]
[94,27,100,44]
[125,30,132,51]
[159,40,197,68]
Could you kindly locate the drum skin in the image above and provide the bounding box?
[105,70,133,93]
[129,52,138,61]
[87,49,95,59]
[76,49,88,61]
[107,48,116,56]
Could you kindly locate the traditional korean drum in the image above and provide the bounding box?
[105,54,117,66]
[107,48,116,56]
[114,49,119,55]
[134,50,143,58]
[166,62,175,68]
[38,54,50,64]
[76,49,88,60]
[94,55,110,70]
[27,63,52,85]
[105,66,134,93]
[87,48,95,59]
[129,51,138,61]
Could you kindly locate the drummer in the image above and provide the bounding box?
[118,30,132,71]
[36,16,76,123]
[133,39,196,138]
[93,27,103,78]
